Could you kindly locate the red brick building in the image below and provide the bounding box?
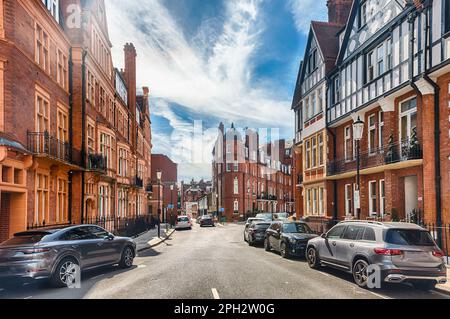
[292,0,450,241]
[212,123,294,222]
[0,0,152,242]
[150,154,178,223]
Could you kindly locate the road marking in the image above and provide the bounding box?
[137,264,147,269]
[211,288,220,299]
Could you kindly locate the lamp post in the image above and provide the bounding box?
[170,184,174,229]
[157,170,162,238]
[353,117,364,220]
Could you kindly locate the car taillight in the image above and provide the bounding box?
[433,250,445,258]
[374,248,403,256]
[20,248,51,255]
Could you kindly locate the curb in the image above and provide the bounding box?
[137,229,175,252]
[435,287,450,295]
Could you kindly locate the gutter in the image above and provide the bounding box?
[325,80,338,224]
[81,50,87,224]
[422,3,443,246]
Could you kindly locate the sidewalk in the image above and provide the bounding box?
[133,224,175,252]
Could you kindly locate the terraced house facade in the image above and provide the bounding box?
[292,0,450,237]
[0,0,152,243]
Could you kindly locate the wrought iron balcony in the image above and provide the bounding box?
[133,176,144,188]
[87,153,107,173]
[27,131,71,163]
[327,138,423,176]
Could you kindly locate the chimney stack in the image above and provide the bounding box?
[327,0,353,25]
[124,43,137,145]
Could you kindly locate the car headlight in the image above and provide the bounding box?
[289,238,298,245]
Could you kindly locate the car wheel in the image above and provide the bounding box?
[119,246,135,269]
[280,242,289,259]
[51,257,80,288]
[307,247,320,269]
[264,238,271,252]
[353,259,369,288]
[412,281,436,291]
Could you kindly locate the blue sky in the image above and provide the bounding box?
[106,0,328,181]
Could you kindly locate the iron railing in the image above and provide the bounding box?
[328,138,422,176]
[133,176,144,188]
[87,153,107,172]
[27,131,71,163]
[84,215,157,238]
[27,221,72,230]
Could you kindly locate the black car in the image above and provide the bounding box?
[247,222,271,246]
[199,215,215,227]
[264,221,318,258]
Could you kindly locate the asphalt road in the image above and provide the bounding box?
[0,223,449,299]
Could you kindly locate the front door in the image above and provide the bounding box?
[404,176,418,222]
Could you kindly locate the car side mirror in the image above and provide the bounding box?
[321,233,327,239]
[106,233,115,241]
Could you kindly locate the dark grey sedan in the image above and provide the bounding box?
[0,225,136,288]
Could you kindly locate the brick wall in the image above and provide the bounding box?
[0,192,10,243]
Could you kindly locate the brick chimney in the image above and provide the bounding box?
[327,0,353,25]
[124,43,137,145]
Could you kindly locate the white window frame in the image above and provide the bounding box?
[344,126,353,162]
[380,179,385,219]
[345,184,352,217]
[368,114,376,155]
[233,177,239,195]
[369,180,378,216]
[378,111,384,149]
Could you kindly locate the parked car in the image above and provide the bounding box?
[306,221,447,290]
[247,222,272,246]
[200,215,215,227]
[176,216,192,230]
[244,218,265,241]
[264,221,317,258]
[0,225,136,288]
[255,213,274,222]
[274,213,289,221]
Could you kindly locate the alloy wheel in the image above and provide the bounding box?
[124,248,134,267]
[59,260,78,285]
[307,248,316,267]
[353,260,369,287]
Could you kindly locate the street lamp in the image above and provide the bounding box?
[157,170,162,238]
[353,116,364,220]
[170,184,174,229]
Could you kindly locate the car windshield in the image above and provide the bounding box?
[385,229,435,246]
[202,216,211,219]
[178,217,189,222]
[282,223,312,234]
[256,214,272,220]
[254,223,271,230]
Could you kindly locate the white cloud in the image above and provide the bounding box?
[287,0,328,34]
[106,0,294,180]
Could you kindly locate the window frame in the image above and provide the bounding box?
[345,184,352,217]
[368,114,377,155]
[369,180,378,216]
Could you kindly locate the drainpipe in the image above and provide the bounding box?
[422,3,443,247]
[325,78,338,224]
[81,50,87,224]
[68,48,74,224]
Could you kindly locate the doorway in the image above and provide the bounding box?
[404,176,418,223]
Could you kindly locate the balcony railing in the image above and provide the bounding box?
[297,174,303,185]
[133,176,144,188]
[87,154,107,173]
[27,131,71,163]
[328,138,423,176]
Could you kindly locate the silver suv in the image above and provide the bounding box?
[306,221,447,290]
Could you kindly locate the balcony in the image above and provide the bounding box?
[133,176,144,188]
[328,138,423,177]
[297,174,303,185]
[87,154,107,173]
[27,131,71,163]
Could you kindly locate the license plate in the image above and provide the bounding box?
[406,251,431,260]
